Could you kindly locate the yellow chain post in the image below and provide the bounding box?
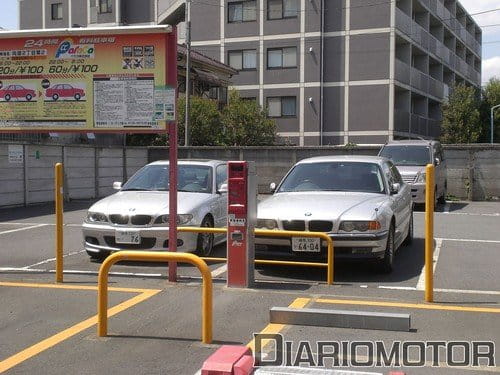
[425,163,435,302]
[55,163,64,283]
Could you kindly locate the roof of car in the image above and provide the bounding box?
[296,155,388,165]
[382,139,439,146]
[149,159,225,167]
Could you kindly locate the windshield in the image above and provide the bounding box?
[379,145,431,166]
[277,162,385,194]
[122,164,213,193]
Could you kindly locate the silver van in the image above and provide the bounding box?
[378,140,447,205]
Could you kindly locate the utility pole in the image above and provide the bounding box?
[491,104,500,144]
[184,0,191,146]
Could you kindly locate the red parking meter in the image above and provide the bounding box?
[227,161,256,288]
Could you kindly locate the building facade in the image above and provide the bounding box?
[19,0,482,145]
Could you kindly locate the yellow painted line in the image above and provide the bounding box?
[0,281,160,294]
[246,297,310,352]
[316,298,500,314]
[0,290,160,373]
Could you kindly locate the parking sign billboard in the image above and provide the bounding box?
[0,26,176,132]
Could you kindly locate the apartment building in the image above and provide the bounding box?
[19,0,482,145]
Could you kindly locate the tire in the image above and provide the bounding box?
[86,250,110,261]
[26,94,32,101]
[196,216,214,257]
[378,223,395,273]
[403,208,413,246]
[74,93,81,101]
[52,94,59,101]
[5,94,11,101]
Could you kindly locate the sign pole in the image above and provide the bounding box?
[167,27,178,282]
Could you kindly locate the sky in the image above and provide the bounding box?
[0,0,498,84]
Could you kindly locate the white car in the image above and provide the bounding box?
[82,160,228,259]
[256,156,413,272]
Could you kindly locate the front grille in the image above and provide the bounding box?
[104,236,156,249]
[131,215,152,225]
[308,220,333,232]
[282,220,306,231]
[109,214,129,225]
[402,174,417,183]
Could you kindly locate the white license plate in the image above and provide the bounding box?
[115,230,141,244]
[292,237,321,252]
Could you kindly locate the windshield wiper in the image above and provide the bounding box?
[121,188,153,191]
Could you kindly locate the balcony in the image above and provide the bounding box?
[395,59,411,85]
[411,68,429,93]
[429,76,444,98]
[158,0,186,25]
[411,114,429,136]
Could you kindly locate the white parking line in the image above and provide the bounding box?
[416,238,442,290]
[438,238,500,244]
[210,264,227,278]
[0,222,82,227]
[23,250,85,269]
[0,224,48,235]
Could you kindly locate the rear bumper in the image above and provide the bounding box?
[255,231,389,260]
[409,183,425,203]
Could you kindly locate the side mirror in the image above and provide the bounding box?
[113,181,122,190]
[390,183,400,195]
[434,157,441,166]
[217,183,228,194]
[269,182,277,193]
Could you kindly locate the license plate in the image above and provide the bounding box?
[292,237,321,252]
[115,230,141,244]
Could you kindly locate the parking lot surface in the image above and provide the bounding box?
[0,200,499,374]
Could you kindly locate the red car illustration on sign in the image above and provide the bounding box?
[46,84,85,101]
[0,85,36,101]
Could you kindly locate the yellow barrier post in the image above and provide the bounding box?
[177,227,334,285]
[425,164,434,303]
[255,229,334,285]
[97,251,212,344]
[55,163,64,283]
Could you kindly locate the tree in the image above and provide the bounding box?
[221,90,276,146]
[480,77,500,142]
[177,95,224,146]
[441,83,481,144]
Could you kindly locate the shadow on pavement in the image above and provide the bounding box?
[0,199,96,221]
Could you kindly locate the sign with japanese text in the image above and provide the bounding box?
[0,27,174,132]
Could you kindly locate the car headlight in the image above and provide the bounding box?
[416,172,426,183]
[257,219,278,230]
[154,214,194,225]
[339,221,381,232]
[86,212,108,223]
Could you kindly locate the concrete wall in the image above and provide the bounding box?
[1,143,498,207]
[0,143,147,207]
[150,145,500,200]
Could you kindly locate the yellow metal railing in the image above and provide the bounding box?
[178,227,334,285]
[97,251,213,344]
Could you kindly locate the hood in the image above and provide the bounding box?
[89,191,211,216]
[258,192,387,221]
[394,165,426,176]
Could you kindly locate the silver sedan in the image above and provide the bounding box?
[256,156,413,272]
[82,159,228,259]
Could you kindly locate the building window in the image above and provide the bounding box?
[268,0,298,19]
[99,0,113,13]
[267,47,297,69]
[228,49,257,70]
[51,3,63,20]
[267,96,296,117]
[228,1,257,22]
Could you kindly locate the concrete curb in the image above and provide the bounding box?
[270,307,411,332]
